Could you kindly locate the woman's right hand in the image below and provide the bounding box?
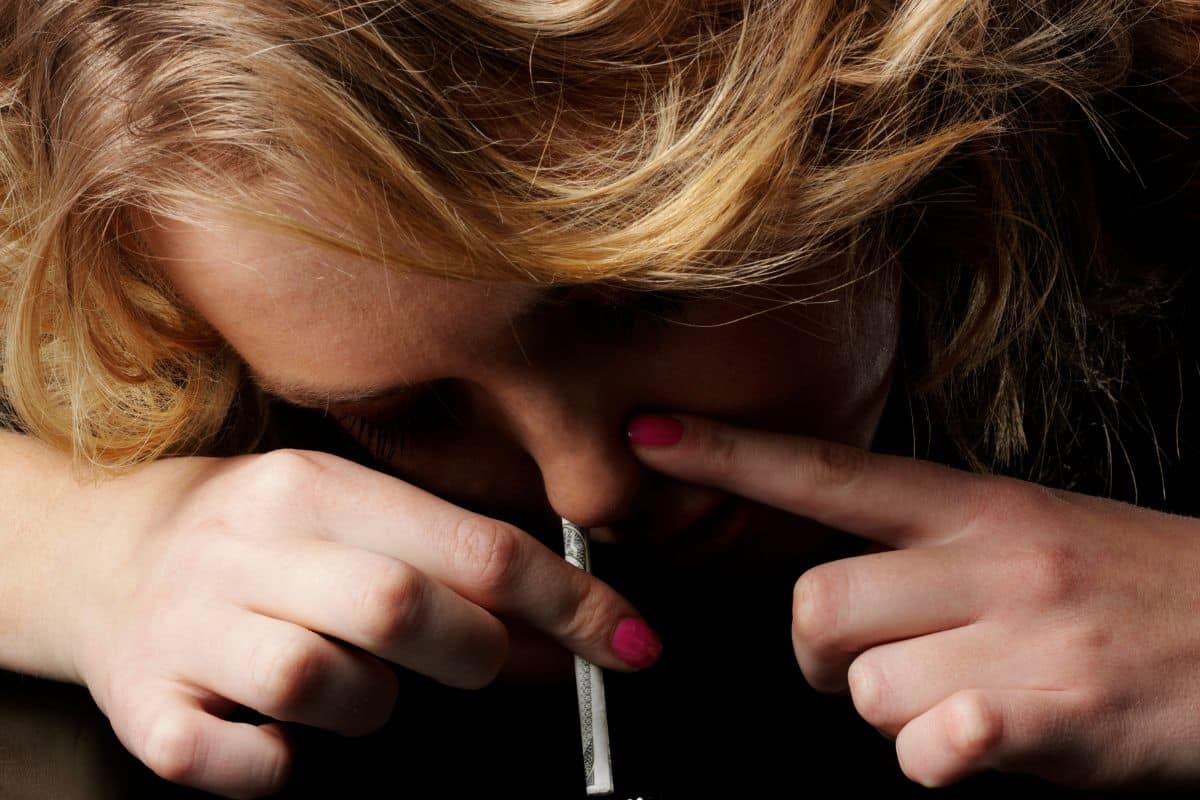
[68,448,658,799]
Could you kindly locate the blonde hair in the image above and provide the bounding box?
[1,1,1197,476]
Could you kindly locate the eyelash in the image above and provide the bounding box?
[339,413,413,464]
[341,289,689,463]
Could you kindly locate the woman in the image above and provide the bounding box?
[1,1,1197,797]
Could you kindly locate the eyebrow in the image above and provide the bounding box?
[248,287,569,410]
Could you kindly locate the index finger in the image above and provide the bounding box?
[265,450,660,673]
[626,413,983,549]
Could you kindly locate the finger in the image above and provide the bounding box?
[627,413,982,548]
[498,619,573,683]
[793,546,984,692]
[228,536,508,689]
[276,451,659,672]
[895,688,1078,788]
[120,680,292,799]
[852,620,1091,743]
[846,622,1034,738]
[171,604,398,737]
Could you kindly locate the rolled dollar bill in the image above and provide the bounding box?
[561,518,614,796]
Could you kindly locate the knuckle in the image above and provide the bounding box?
[246,450,328,507]
[1062,621,1115,684]
[959,478,1019,534]
[446,515,521,597]
[141,707,206,784]
[1015,479,1070,511]
[352,562,426,645]
[792,565,848,657]
[798,438,867,493]
[963,477,1047,535]
[846,655,889,728]
[249,633,325,713]
[1019,539,1083,607]
[700,423,742,478]
[556,582,611,650]
[943,691,1003,764]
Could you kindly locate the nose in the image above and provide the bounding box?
[483,376,643,529]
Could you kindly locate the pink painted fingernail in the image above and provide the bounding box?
[611,618,662,669]
[627,414,683,446]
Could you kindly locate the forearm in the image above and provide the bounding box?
[0,431,95,684]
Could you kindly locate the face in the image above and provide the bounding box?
[139,202,901,570]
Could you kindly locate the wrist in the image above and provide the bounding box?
[0,433,94,684]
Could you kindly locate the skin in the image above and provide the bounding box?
[144,205,900,560]
[631,416,1200,789]
[115,199,1200,795]
[63,201,902,798]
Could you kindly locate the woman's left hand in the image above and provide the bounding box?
[627,412,1200,789]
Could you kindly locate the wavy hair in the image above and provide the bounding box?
[0,0,1197,477]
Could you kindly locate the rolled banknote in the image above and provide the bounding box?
[562,518,614,796]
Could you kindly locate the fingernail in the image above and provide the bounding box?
[611,618,662,669]
[627,414,683,446]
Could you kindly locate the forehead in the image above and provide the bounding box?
[138,206,539,396]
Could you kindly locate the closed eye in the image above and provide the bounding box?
[337,286,695,464]
[336,380,459,463]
